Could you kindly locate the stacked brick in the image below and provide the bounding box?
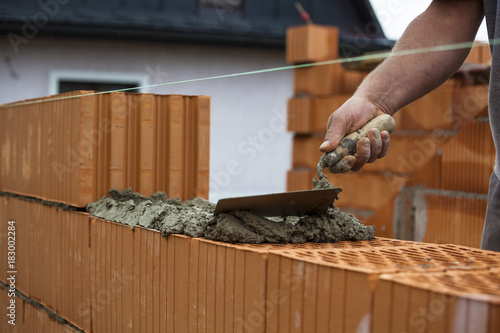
[2,195,500,332]
[0,91,210,206]
[0,286,78,332]
[286,25,492,248]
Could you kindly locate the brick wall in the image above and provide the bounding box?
[286,24,492,248]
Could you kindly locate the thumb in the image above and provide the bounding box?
[319,114,349,152]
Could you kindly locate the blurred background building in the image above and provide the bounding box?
[0,0,392,202]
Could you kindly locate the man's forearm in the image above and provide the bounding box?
[355,0,484,115]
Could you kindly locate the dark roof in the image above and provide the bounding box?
[0,0,393,54]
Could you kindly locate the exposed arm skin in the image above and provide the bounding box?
[320,0,484,173]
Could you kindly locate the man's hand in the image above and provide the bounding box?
[319,97,391,173]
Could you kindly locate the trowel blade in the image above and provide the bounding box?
[214,188,343,217]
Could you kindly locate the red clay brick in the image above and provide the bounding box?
[423,194,487,248]
[0,92,210,205]
[287,97,313,133]
[294,63,343,97]
[188,238,200,333]
[286,25,339,64]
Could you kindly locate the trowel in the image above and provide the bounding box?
[214,114,396,216]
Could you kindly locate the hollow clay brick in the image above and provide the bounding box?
[224,247,236,333]
[189,238,200,333]
[197,239,208,332]
[287,97,313,133]
[286,95,351,134]
[121,221,135,332]
[138,93,156,197]
[365,192,398,238]
[441,121,494,194]
[0,92,210,205]
[233,246,246,332]
[206,243,217,333]
[286,25,339,65]
[453,85,489,129]
[6,194,500,332]
[376,269,500,333]
[289,259,305,333]
[294,63,343,97]
[174,235,191,332]
[398,81,457,131]
[194,96,211,200]
[372,276,392,333]
[286,169,315,192]
[465,42,491,65]
[302,262,318,331]
[215,245,226,332]
[315,265,332,333]
[423,194,487,248]
[341,69,367,94]
[0,288,80,333]
[390,282,411,333]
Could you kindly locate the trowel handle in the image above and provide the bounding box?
[322,114,396,167]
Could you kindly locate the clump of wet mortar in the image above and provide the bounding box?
[87,182,375,244]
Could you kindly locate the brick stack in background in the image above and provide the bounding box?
[367,44,492,247]
[2,194,500,332]
[286,25,492,247]
[0,91,210,206]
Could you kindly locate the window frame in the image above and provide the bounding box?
[48,70,148,95]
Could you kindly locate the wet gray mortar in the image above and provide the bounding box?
[87,182,375,244]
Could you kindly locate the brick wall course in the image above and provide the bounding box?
[0,91,210,206]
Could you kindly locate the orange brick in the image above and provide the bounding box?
[441,121,494,194]
[423,193,487,248]
[372,278,392,333]
[138,93,156,197]
[397,81,457,130]
[287,97,313,133]
[406,154,442,188]
[390,282,411,333]
[194,95,211,200]
[188,238,200,333]
[377,269,500,333]
[341,69,367,94]
[311,95,349,132]
[453,84,489,129]
[174,235,191,332]
[465,41,491,64]
[294,63,343,96]
[365,192,398,238]
[286,169,315,191]
[287,95,350,133]
[109,93,127,190]
[0,91,210,205]
[286,25,339,64]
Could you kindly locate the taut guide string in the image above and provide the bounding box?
[3,39,495,107]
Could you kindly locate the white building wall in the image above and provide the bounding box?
[0,36,296,203]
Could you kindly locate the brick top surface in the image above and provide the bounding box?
[381,267,500,303]
[269,243,500,274]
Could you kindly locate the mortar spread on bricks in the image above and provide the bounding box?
[87,181,375,244]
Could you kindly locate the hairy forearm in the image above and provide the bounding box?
[355,0,484,114]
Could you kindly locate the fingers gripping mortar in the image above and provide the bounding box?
[317,114,396,179]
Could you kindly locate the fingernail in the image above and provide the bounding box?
[361,138,370,147]
[320,140,329,150]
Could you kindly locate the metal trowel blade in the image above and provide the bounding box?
[214,187,343,217]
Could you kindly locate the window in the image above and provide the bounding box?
[48,70,148,95]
